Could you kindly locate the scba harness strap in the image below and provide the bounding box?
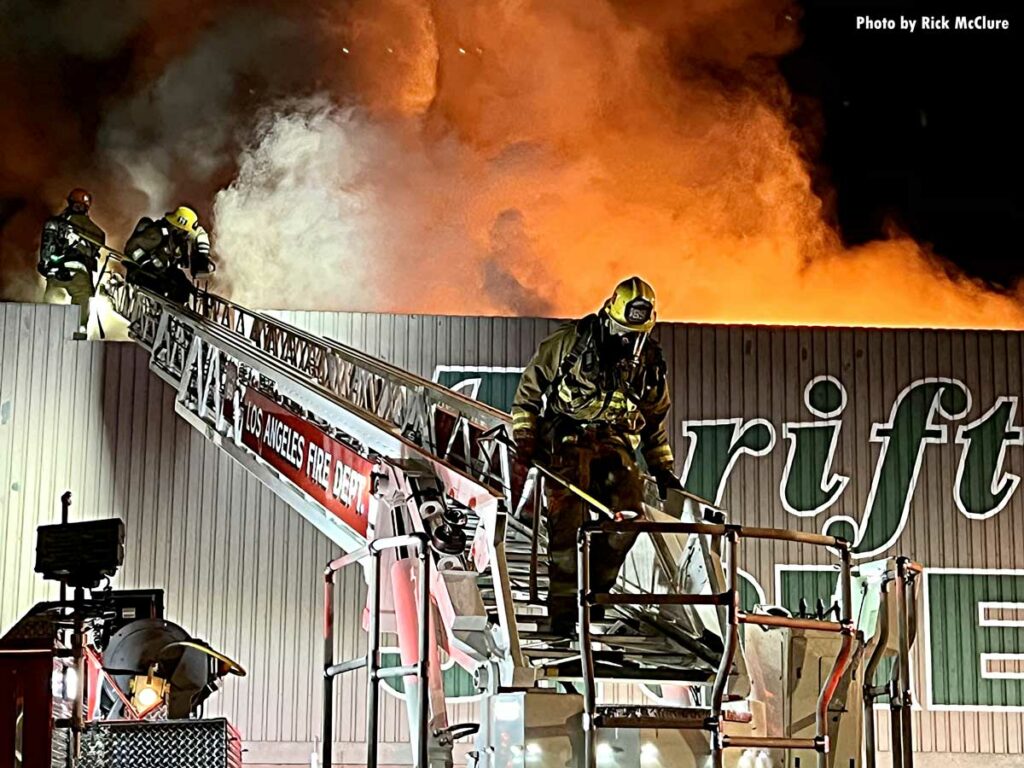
[541,314,598,415]
[546,314,665,429]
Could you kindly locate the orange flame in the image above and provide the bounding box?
[245,0,1019,329]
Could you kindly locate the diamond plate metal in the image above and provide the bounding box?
[79,719,242,768]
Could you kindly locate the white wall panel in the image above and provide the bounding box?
[0,304,398,764]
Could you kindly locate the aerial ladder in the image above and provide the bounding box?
[106,279,922,768]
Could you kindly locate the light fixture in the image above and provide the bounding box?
[135,683,161,711]
[131,667,168,715]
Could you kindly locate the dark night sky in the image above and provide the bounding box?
[782,0,1022,287]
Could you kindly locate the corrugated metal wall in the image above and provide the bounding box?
[0,304,421,765]
[5,302,1024,762]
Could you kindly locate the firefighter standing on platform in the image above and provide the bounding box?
[123,205,215,303]
[38,188,105,339]
[511,276,682,635]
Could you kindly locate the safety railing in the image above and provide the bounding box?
[322,533,432,768]
[577,519,854,768]
[863,557,923,768]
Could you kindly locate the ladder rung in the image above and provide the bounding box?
[536,662,715,683]
[595,706,710,730]
[505,552,542,562]
[594,706,754,731]
[739,613,848,633]
[507,565,548,573]
[723,735,819,750]
[592,592,729,607]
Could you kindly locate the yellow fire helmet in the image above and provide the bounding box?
[603,275,657,333]
[165,205,199,233]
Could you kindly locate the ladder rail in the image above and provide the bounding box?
[323,532,432,768]
[109,281,514,519]
[110,280,518,495]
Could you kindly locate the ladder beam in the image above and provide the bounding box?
[108,281,773,767]
[109,282,527,683]
[110,282,521,506]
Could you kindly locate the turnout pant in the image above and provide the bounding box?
[543,435,645,627]
[44,270,94,332]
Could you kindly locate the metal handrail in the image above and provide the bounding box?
[862,559,921,768]
[322,532,432,768]
[893,557,918,768]
[576,519,854,768]
[710,528,741,752]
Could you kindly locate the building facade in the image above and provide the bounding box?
[3,302,1023,763]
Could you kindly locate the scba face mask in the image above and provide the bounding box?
[602,314,649,366]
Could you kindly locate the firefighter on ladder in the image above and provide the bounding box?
[511,276,682,635]
[38,188,105,339]
[123,205,215,303]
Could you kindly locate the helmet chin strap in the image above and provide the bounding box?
[630,330,649,359]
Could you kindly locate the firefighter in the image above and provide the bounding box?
[38,188,105,339]
[511,276,682,635]
[167,204,215,280]
[123,205,214,302]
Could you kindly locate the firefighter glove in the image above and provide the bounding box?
[514,432,537,464]
[653,467,682,500]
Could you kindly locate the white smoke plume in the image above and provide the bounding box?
[213,99,382,310]
[213,94,556,315]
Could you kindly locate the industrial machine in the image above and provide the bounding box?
[97,279,923,768]
[0,493,245,768]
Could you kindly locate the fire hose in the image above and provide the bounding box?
[503,437,640,523]
[530,462,640,522]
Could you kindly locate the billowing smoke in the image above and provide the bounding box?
[99,9,310,212]
[2,0,1022,328]
[0,0,334,298]
[212,99,382,310]
[212,95,557,316]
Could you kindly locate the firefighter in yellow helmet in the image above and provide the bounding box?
[123,205,215,302]
[164,206,214,277]
[511,276,681,635]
